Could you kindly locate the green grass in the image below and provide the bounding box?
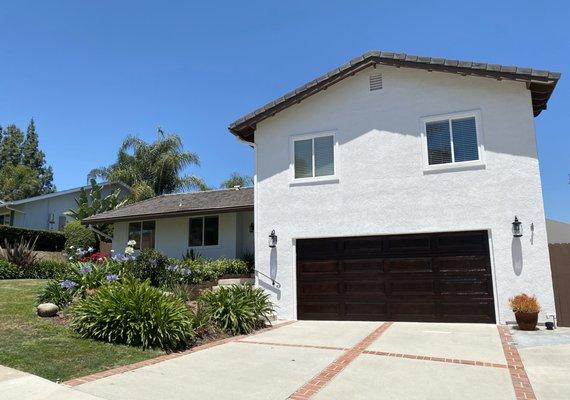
[0,279,163,382]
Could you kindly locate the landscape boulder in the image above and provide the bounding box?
[37,303,59,317]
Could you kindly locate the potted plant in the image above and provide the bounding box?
[509,293,541,331]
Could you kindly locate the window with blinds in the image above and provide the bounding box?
[293,134,335,179]
[426,116,479,165]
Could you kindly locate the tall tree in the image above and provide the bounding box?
[0,164,42,201]
[220,172,253,188]
[0,124,24,167]
[22,119,55,194]
[88,128,206,199]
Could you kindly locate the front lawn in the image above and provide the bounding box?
[0,279,163,381]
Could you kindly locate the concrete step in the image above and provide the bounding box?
[217,278,254,286]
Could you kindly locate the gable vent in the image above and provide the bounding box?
[369,73,383,91]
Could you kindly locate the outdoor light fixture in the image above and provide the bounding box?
[512,216,523,238]
[249,222,254,233]
[268,230,277,248]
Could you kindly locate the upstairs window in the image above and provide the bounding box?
[128,221,155,250]
[424,114,480,166]
[293,134,335,179]
[189,216,219,247]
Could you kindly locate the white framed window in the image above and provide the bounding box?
[290,131,337,182]
[128,220,156,250]
[188,215,219,247]
[0,213,10,226]
[420,110,484,171]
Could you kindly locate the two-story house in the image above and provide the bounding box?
[228,51,560,325]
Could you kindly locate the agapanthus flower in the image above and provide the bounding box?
[60,280,78,289]
[106,274,119,282]
[181,268,191,276]
[127,240,136,247]
[124,246,134,256]
[79,264,92,275]
[166,264,178,272]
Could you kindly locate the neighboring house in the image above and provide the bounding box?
[83,188,254,260]
[546,219,570,244]
[0,182,130,231]
[228,51,560,324]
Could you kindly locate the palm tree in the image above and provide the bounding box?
[220,172,253,189]
[89,128,207,199]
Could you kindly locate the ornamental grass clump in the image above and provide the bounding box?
[509,293,541,313]
[71,279,194,350]
[198,284,274,335]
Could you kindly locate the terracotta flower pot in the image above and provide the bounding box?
[515,311,539,331]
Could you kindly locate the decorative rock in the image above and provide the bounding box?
[37,303,59,317]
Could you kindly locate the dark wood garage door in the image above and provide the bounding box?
[296,231,495,323]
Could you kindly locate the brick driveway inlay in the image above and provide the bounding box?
[287,322,394,400]
[497,325,537,400]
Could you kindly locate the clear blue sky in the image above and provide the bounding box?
[0,1,568,220]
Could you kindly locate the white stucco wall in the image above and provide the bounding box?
[9,183,126,231]
[112,211,254,260]
[253,65,555,324]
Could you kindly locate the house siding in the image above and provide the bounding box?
[253,65,555,323]
[112,211,254,260]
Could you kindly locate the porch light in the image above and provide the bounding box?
[249,222,254,233]
[512,216,523,238]
[268,230,277,248]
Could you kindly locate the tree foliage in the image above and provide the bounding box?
[0,119,55,201]
[220,172,253,189]
[65,179,127,221]
[88,128,206,200]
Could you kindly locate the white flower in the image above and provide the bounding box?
[69,246,75,250]
[125,246,134,256]
[68,256,73,260]
[127,240,136,246]
[110,249,115,253]
[87,247,94,252]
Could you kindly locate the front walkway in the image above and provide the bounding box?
[69,321,538,400]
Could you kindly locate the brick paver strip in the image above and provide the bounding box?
[287,322,394,400]
[497,325,537,400]
[362,350,508,369]
[64,320,297,387]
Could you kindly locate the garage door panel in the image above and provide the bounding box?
[344,280,385,295]
[383,235,432,255]
[385,258,433,273]
[342,259,382,273]
[298,260,339,274]
[440,278,493,295]
[389,279,435,295]
[345,301,387,319]
[296,231,495,323]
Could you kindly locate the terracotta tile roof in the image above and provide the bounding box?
[229,51,561,142]
[82,187,253,224]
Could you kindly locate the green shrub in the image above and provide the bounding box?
[71,279,194,350]
[179,258,251,284]
[35,260,75,279]
[132,249,170,286]
[37,280,75,308]
[0,225,65,251]
[64,221,96,254]
[0,259,21,279]
[198,284,274,335]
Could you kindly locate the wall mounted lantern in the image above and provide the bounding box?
[268,230,277,248]
[512,216,523,238]
[249,222,254,233]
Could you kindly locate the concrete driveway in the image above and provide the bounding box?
[65,320,552,400]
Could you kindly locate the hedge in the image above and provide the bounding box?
[0,226,66,251]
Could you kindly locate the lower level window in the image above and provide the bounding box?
[189,216,219,246]
[128,221,155,250]
[0,213,10,226]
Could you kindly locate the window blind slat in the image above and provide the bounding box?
[452,117,478,162]
[426,120,452,165]
[294,139,313,178]
[314,136,334,177]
